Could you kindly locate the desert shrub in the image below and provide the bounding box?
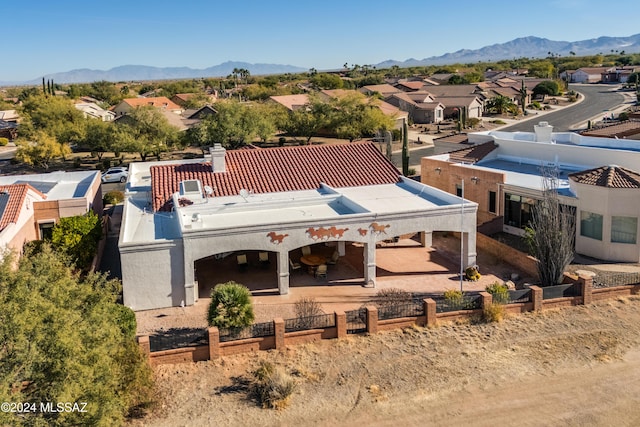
[490,119,506,125]
[618,112,629,121]
[0,137,8,146]
[465,266,481,281]
[482,303,506,323]
[102,159,111,170]
[294,297,323,319]
[528,101,541,110]
[444,288,464,309]
[103,190,125,205]
[467,117,481,128]
[372,288,412,316]
[207,281,255,328]
[485,281,510,304]
[251,361,297,410]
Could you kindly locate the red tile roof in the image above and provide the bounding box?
[579,120,640,139]
[150,142,401,212]
[114,97,182,111]
[448,141,498,164]
[0,184,44,231]
[569,165,640,188]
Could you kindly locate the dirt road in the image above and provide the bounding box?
[129,297,640,426]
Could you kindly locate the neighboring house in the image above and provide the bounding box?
[119,142,477,310]
[0,119,18,140]
[0,110,19,123]
[111,97,183,116]
[385,92,444,124]
[270,91,407,128]
[569,67,616,83]
[74,102,116,121]
[580,120,640,140]
[421,121,640,262]
[394,81,426,92]
[0,171,102,259]
[269,94,311,111]
[359,84,401,98]
[171,93,217,108]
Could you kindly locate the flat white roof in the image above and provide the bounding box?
[0,170,99,200]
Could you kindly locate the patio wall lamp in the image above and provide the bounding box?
[434,167,442,175]
[471,176,479,184]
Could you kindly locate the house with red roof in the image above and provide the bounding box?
[111,96,183,117]
[119,142,478,310]
[0,170,102,259]
[422,121,640,263]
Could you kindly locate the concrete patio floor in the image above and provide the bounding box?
[135,233,529,335]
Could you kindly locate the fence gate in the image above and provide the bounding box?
[345,307,367,334]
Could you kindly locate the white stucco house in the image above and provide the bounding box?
[422,121,640,263]
[119,142,478,311]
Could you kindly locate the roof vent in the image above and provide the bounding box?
[210,144,226,173]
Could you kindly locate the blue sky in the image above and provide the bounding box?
[4,0,640,82]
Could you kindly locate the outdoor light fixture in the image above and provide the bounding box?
[471,176,479,184]
[435,167,442,175]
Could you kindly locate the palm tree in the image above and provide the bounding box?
[486,95,516,115]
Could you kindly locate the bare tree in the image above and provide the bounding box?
[525,167,575,286]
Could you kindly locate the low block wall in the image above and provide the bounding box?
[476,232,539,279]
[139,277,640,366]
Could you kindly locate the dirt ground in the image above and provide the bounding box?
[128,296,640,427]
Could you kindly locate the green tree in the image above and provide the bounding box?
[16,131,71,170]
[485,95,517,115]
[532,80,561,99]
[77,118,117,160]
[51,211,102,270]
[19,94,85,145]
[0,245,154,426]
[116,106,179,161]
[197,100,259,149]
[310,73,344,89]
[329,92,394,142]
[207,281,255,328]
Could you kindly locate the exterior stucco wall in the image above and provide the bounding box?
[573,183,640,262]
[121,240,185,311]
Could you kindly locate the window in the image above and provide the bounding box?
[456,184,463,197]
[488,191,497,214]
[503,193,537,229]
[39,222,55,241]
[580,211,603,241]
[611,216,637,244]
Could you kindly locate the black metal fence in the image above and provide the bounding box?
[378,300,425,320]
[434,294,482,313]
[284,313,335,333]
[508,289,532,304]
[542,283,578,299]
[219,321,275,343]
[345,307,367,334]
[593,271,640,289]
[149,328,208,352]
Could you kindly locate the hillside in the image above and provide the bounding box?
[128,297,640,426]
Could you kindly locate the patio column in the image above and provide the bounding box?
[363,242,376,286]
[461,230,477,268]
[420,231,432,247]
[277,250,290,295]
[184,260,196,306]
[337,241,346,256]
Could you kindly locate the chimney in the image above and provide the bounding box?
[534,121,553,142]
[210,144,226,173]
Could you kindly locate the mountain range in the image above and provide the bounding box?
[3,34,640,85]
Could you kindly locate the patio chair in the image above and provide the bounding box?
[259,251,270,268]
[326,251,339,265]
[301,246,311,256]
[315,264,328,279]
[289,258,302,274]
[237,254,248,272]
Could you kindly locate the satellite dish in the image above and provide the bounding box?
[204,185,214,196]
[239,189,249,201]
